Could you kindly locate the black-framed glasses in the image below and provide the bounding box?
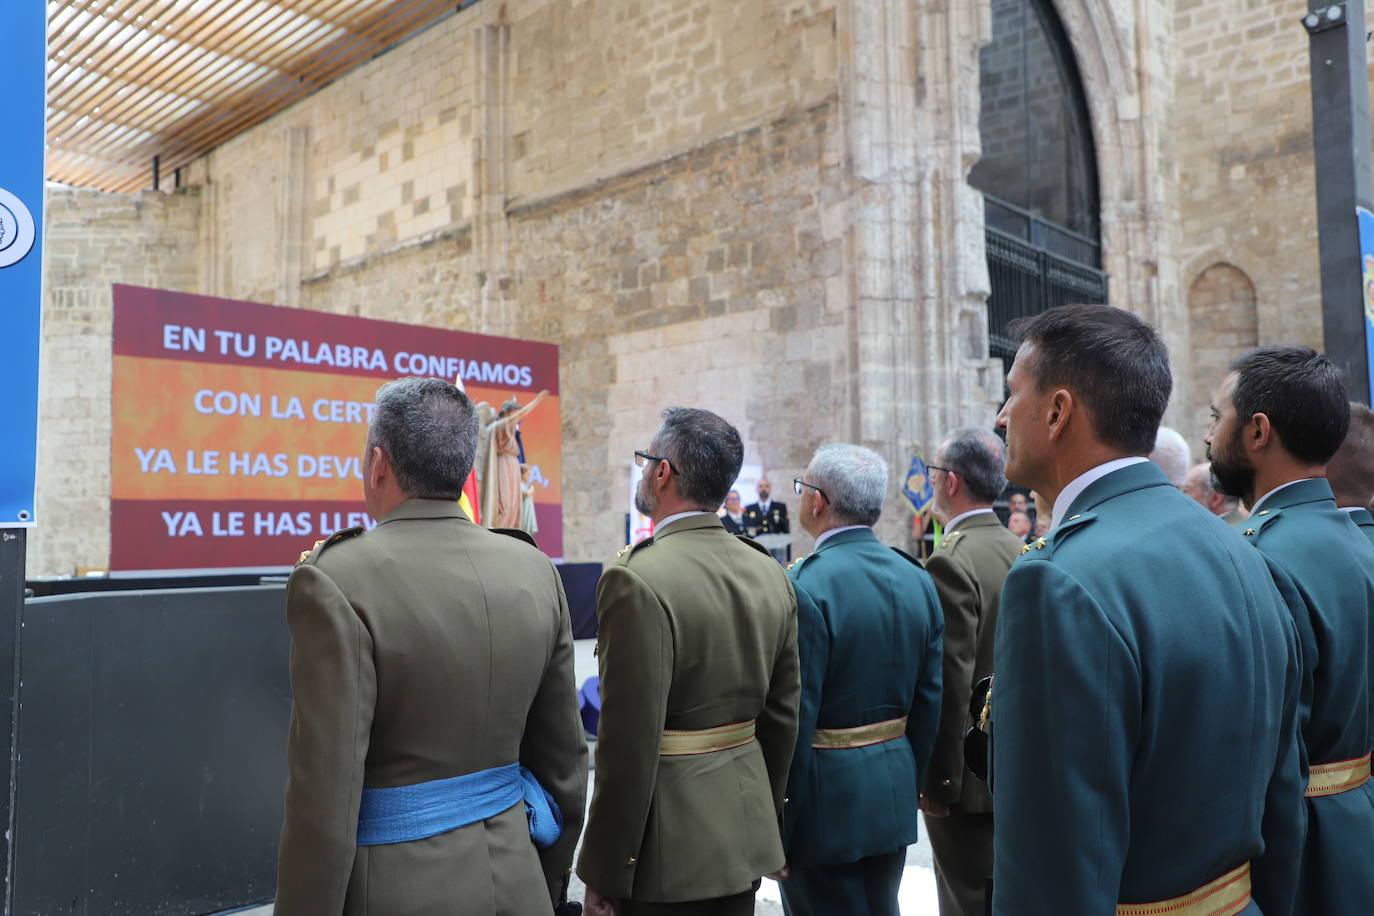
[927,464,954,476]
[793,478,828,501]
[634,450,676,473]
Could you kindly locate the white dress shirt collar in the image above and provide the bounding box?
[1340,506,1362,514]
[1051,457,1150,530]
[944,507,995,532]
[814,524,870,549]
[1249,478,1315,515]
[757,499,771,513]
[656,510,712,531]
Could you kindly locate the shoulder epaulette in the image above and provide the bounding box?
[1241,507,1284,541]
[786,552,811,573]
[614,537,654,564]
[491,527,538,548]
[296,525,365,567]
[936,530,965,552]
[736,534,772,558]
[890,546,923,568]
[1032,511,1097,558]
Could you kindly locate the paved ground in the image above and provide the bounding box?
[232,640,942,915]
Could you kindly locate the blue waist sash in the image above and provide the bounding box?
[357,762,562,848]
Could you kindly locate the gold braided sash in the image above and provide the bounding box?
[1305,752,1372,797]
[659,720,756,756]
[812,715,908,749]
[1116,862,1251,916]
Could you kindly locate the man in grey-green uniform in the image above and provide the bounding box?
[990,305,1305,916]
[781,443,943,916]
[918,428,1023,916]
[578,407,800,916]
[276,378,587,916]
[1327,401,1374,546]
[1206,347,1374,915]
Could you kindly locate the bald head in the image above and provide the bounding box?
[1327,402,1374,509]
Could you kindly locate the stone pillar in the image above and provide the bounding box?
[275,126,312,308]
[473,19,516,337]
[838,0,1003,542]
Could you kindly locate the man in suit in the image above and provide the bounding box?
[781,444,943,916]
[276,377,587,916]
[1326,401,1374,545]
[719,489,745,534]
[919,428,1024,916]
[579,407,800,916]
[1183,461,1246,525]
[991,305,1305,915]
[744,477,790,534]
[1205,347,1374,914]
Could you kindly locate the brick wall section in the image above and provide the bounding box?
[33,188,201,576]
[1186,262,1259,439]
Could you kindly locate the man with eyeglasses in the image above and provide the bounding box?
[918,429,1024,916]
[578,407,800,916]
[779,444,943,916]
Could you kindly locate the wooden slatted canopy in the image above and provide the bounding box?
[46,0,474,194]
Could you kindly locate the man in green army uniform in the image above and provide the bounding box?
[579,408,800,916]
[276,378,587,916]
[780,443,943,916]
[918,428,1024,916]
[1205,347,1374,914]
[991,305,1305,915]
[1326,401,1374,545]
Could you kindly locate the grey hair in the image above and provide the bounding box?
[1191,463,1240,511]
[808,443,889,526]
[939,427,1007,504]
[367,377,480,499]
[1149,426,1192,487]
[654,407,745,507]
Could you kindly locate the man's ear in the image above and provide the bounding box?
[1046,388,1074,443]
[1245,413,1274,453]
[369,446,389,489]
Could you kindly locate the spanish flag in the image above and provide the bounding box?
[459,470,481,524]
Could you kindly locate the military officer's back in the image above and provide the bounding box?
[781,444,943,916]
[1206,349,1374,914]
[1327,400,1374,547]
[918,429,1025,916]
[992,306,1304,915]
[579,408,799,916]
[277,378,587,916]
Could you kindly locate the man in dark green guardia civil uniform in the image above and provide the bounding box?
[578,408,800,916]
[918,428,1023,916]
[276,378,587,916]
[1206,347,1374,915]
[1326,401,1374,547]
[990,305,1305,916]
[780,444,943,916]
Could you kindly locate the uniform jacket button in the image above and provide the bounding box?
[626,857,637,865]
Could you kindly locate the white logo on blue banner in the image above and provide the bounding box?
[0,188,37,269]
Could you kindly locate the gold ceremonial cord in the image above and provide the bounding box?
[1305,752,1372,797]
[659,720,756,756]
[812,715,909,749]
[1116,862,1251,916]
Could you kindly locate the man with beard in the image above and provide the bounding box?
[1325,401,1374,546]
[1205,347,1374,914]
[990,305,1304,915]
[744,477,790,535]
[578,407,800,916]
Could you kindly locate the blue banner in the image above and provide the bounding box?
[1359,207,1374,405]
[0,7,44,527]
[901,454,936,516]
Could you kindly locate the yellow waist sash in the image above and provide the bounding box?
[1116,862,1250,916]
[812,715,908,749]
[1305,752,1372,797]
[659,719,756,756]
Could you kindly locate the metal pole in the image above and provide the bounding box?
[1304,1,1373,402]
[0,531,23,915]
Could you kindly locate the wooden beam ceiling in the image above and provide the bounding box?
[46,0,472,194]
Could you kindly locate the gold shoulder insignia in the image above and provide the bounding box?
[1244,528,1255,537]
[786,554,810,571]
[1033,536,1048,550]
[616,544,631,559]
[939,531,964,550]
[1019,542,1032,555]
[297,526,365,566]
[297,539,325,566]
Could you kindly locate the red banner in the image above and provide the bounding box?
[111,285,562,570]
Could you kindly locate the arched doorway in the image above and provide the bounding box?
[971,0,1107,368]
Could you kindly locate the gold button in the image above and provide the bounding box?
[1068,514,1081,521]
[783,796,790,805]
[942,779,952,786]
[626,857,637,866]
[1244,528,1255,536]
[1258,510,1270,516]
